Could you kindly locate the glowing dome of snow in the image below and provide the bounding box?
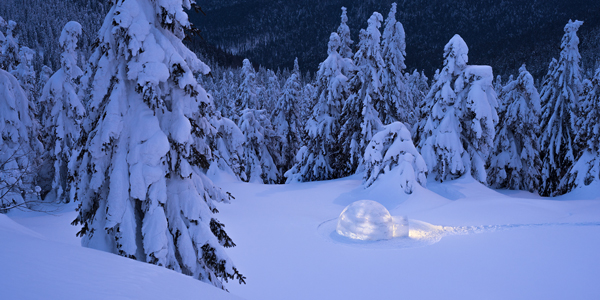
[336,200,395,241]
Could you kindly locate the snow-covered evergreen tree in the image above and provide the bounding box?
[233,59,257,124]
[539,20,584,196]
[299,82,315,128]
[408,69,429,133]
[0,69,43,211]
[380,3,413,126]
[562,66,600,189]
[70,0,244,288]
[272,58,302,178]
[261,69,280,111]
[337,7,354,60]
[339,12,384,176]
[285,32,351,182]
[207,110,245,181]
[214,71,235,118]
[37,21,85,202]
[416,34,498,183]
[11,47,36,101]
[487,65,541,192]
[363,122,427,193]
[239,109,278,183]
[0,20,19,72]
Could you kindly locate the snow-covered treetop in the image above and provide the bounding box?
[0,16,6,28]
[328,32,341,55]
[59,21,82,53]
[293,57,300,76]
[444,34,469,76]
[382,3,406,72]
[560,20,584,84]
[59,21,82,77]
[337,6,353,59]
[365,12,383,50]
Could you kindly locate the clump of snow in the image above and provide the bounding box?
[337,200,396,241]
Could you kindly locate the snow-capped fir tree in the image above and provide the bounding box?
[70,0,244,288]
[207,110,245,181]
[416,35,498,183]
[0,20,19,72]
[562,66,600,189]
[214,71,235,118]
[379,3,413,126]
[272,58,302,178]
[285,32,352,182]
[407,69,429,132]
[239,109,278,183]
[363,122,427,193]
[299,82,315,127]
[337,7,354,60]
[11,47,36,101]
[261,69,280,111]
[35,65,54,102]
[37,21,85,202]
[487,65,541,192]
[233,59,257,124]
[338,12,385,176]
[0,69,43,211]
[539,20,584,196]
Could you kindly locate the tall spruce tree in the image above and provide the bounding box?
[416,35,498,183]
[562,66,600,189]
[488,65,542,192]
[285,32,351,182]
[70,0,244,288]
[272,58,302,178]
[339,12,384,176]
[380,3,413,126]
[38,21,85,202]
[539,20,584,196]
[233,58,257,124]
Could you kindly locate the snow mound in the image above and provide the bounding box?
[336,200,408,240]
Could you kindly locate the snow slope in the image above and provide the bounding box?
[2,175,600,299]
[0,205,243,300]
[215,175,600,300]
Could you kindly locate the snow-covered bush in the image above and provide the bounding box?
[363,122,427,193]
[488,65,542,192]
[539,20,584,196]
[37,21,85,202]
[0,69,42,211]
[70,0,244,288]
[416,35,498,183]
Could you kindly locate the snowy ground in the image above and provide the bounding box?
[3,173,600,299]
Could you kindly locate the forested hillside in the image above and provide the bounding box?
[193,0,600,78]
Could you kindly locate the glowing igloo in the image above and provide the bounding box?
[337,200,408,241]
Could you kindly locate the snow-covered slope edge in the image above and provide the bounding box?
[0,214,244,300]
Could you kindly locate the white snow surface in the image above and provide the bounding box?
[0,205,242,300]
[3,173,600,299]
